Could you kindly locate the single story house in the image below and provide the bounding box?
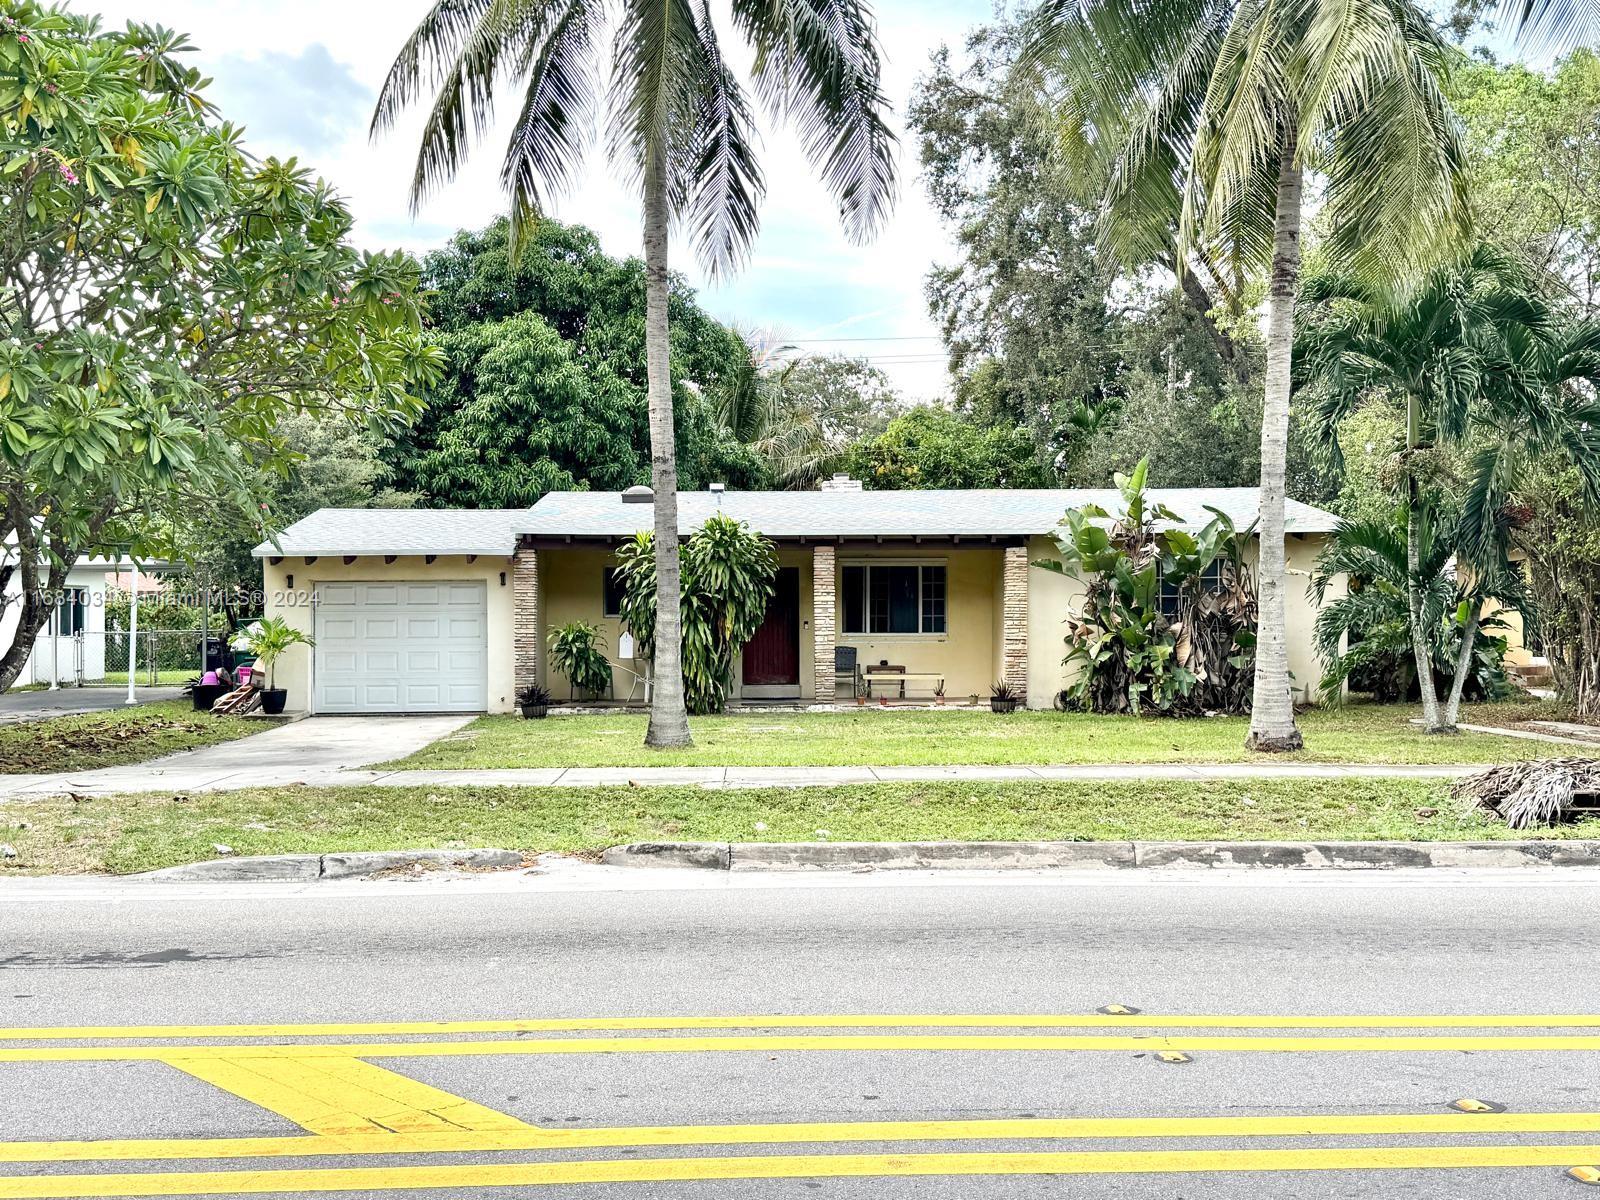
[0,551,155,687]
[254,479,1346,715]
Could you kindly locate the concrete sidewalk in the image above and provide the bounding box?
[1,757,1477,797]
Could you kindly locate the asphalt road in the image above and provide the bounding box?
[3,865,1600,1198]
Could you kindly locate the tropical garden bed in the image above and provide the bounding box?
[383,703,1568,771]
[7,777,1598,876]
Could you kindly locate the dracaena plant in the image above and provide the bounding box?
[1036,457,1257,716]
[614,514,776,715]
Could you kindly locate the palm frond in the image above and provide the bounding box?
[499,0,601,242]
[375,0,556,212]
[731,0,898,243]
[684,0,765,278]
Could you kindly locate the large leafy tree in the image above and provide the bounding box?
[1025,0,1471,751]
[1299,246,1600,731]
[0,5,437,693]
[913,22,1125,477]
[1453,50,1600,314]
[718,346,899,487]
[845,406,1051,490]
[376,0,896,749]
[395,218,765,507]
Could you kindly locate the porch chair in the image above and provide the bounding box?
[833,645,862,701]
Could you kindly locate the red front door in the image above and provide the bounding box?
[742,567,800,686]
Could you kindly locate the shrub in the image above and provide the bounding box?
[614,514,777,714]
[547,622,613,700]
[1035,457,1256,715]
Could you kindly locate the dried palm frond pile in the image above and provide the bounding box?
[1452,758,1600,830]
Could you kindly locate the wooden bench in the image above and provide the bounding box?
[863,668,946,699]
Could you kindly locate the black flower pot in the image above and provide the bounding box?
[260,689,288,716]
[990,698,1018,714]
[521,705,548,720]
[191,683,227,712]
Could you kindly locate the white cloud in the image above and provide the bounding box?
[92,0,990,398]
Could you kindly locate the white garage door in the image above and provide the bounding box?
[313,581,488,714]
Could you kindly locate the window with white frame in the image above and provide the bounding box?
[840,563,947,635]
[1157,559,1225,618]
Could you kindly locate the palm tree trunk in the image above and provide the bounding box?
[1245,137,1305,753]
[1404,390,1446,733]
[641,147,693,748]
[1441,598,1480,731]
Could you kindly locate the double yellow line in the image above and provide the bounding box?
[5,1013,1600,1196]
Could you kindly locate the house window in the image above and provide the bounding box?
[1157,560,1225,618]
[602,568,626,617]
[54,588,86,635]
[841,564,946,634]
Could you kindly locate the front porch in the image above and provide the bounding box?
[521,539,1032,707]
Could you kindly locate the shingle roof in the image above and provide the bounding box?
[255,489,1340,557]
[516,488,1340,539]
[251,509,527,558]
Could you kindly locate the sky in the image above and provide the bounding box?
[88,0,997,402]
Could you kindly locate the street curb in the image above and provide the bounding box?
[600,839,1600,872]
[140,848,522,882]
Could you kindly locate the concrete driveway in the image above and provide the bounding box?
[0,686,183,725]
[1,715,472,796]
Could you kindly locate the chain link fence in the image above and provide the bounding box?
[31,629,233,688]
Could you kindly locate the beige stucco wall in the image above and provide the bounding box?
[260,554,518,714]
[835,548,1002,702]
[1025,532,1342,710]
[540,545,1000,702]
[539,546,818,700]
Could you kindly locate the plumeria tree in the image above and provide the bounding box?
[0,4,441,691]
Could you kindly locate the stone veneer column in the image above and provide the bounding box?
[512,545,540,691]
[812,544,837,704]
[1002,544,1029,704]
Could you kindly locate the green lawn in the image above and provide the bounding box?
[4,777,1590,875]
[0,700,279,775]
[99,670,198,686]
[386,704,1570,771]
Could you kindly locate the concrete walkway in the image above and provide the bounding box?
[1,756,1478,797]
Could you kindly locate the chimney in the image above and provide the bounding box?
[819,474,863,492]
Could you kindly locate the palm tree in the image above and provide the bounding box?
[1023,0,1472,751]
[374,0,896,747]
[1300,246,1600,730]
[1310,510,1523,714]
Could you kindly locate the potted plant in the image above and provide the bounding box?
[934,683,946,707]
[517,683,553,720]
[547,621,614,701]
[989,681,1020,714]
[238,617,313,715]
[187,671,229,713]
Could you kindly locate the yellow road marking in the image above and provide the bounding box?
[6,1032,1600,1063]
[4,1145,1600,1195]
[7,1013,1600,1040]
[166,1056,530,1137]
[7,1111,1600,1165]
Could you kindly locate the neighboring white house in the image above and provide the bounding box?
[0,551,151,687]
